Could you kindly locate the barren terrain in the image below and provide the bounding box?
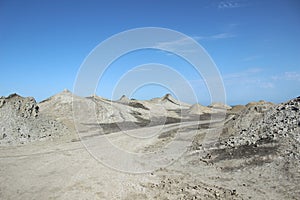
[0,92,299,199]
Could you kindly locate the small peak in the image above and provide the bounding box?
[190,103,206,108]
[162,93,172,100]
[7,93,22,99]
[209,102,232,110]
[120,95,127,99]
[51,89,73,98]
[90,93,97,98]
[118,95,130,103]
[56,89,73,97]
[62,89,71,93]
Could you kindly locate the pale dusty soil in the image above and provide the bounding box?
[0,120,299,200]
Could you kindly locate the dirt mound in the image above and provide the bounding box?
[188,103,215,115]
[39,89,78,130]
[0,93,39,118]
[118,95,131,104]
[161,94,190,108]
[149,94,190,110]
[222,100,275,138]
[222,97,300,159]
[0,94,69,145]
[209,102,232,110]
[228,105,246,114]
[189,97,300,199]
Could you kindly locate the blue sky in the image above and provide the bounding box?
[0,0,299,105]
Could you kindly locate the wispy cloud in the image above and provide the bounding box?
[246,79,274,89]
[272,71,300,81]
[155,37,196,53]
[191,68,266,87]
[195,32,236,40]
[223,67,274,89]
[284,72,300,81]
[242,55,262,62]
[218,0,244,9]
[260,82,274,89]
[154,32,235,55]
[245,67,263,73]
[224,70,300,90]
[155,32,236,49]
[130,68,154,72]
[224,67,263,79]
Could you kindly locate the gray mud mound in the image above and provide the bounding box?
[188,103,216,115]
[183,97,300,199]
[208,97,300,199]
[222,100,274,139]
[222,97,299,154]
[0,94,69,145]
[209,102,232,110]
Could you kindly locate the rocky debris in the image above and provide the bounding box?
[0,93,39,118]
[143,174,241,200]
[0,94,69,145]
[245,100,274,112]
[221,97,300,159]
[222,100,274,138]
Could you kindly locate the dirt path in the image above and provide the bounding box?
[1,118,296,199]
[0,120,210,199]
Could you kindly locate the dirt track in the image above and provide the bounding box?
[0,121,206,199]
[1,118,299,199]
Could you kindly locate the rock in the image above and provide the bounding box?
[245,100,274,113]
[222,100,275,138]
[0,93,69,145]
[223,96,300,159]
[2,93,39,118]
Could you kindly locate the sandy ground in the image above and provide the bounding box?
[0,133,147,199]
[0,121,201,199]
[0,120,299,199]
